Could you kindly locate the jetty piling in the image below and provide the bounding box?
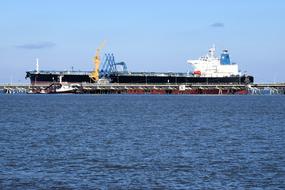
[1,83,285,95]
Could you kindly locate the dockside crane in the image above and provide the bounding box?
[90,42,105,82]
[100,53,128,78]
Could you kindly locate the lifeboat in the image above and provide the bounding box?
[193,70,201,75]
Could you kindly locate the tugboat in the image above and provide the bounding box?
[54,83,80,93]
[52,76,80,93]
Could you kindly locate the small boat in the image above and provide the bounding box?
[55,83,80,93]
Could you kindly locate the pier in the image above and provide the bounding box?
[1,83,285,95]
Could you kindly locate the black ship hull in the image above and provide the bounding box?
[26,72,94,85]
[109,73,253,84]
[26,71,254,85]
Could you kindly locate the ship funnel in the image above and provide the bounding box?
[220,49,231,65]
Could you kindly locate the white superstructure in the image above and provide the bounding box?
[187,45,240,77]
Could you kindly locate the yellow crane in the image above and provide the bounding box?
[90,42,105,82]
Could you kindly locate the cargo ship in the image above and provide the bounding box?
[25,46,254,85]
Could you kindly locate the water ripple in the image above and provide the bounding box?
[0,95,285,189]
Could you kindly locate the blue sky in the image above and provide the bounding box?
[0,0,284,83]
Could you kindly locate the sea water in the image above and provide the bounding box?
[0,95,284,189]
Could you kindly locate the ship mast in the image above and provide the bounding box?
[209,44,216,58]
[36,58,39,73]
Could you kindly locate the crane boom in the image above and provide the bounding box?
[90,42,105,82]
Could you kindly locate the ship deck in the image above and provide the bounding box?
[26,70,91,75]
[26,70,194,77]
